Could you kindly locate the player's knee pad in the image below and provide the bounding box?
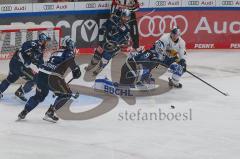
[169,63,184,77]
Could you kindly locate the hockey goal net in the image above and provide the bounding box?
[0,25,62,82]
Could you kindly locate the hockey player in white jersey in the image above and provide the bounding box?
[158,26,187,88]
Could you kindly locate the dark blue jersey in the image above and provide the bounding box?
[129,47,161,70]
[40,49,77,75]
[15,40,44,67]
[99,15,130,47]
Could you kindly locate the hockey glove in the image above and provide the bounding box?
[72,66,81,79]
[31,50,44,67]
[178,59,187,72]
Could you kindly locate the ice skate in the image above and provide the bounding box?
[168,77,182,88]
[0,91,3,99]
[17,109,28,121]
[43,105,59,123]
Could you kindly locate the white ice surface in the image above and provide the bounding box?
[0,50,240,159]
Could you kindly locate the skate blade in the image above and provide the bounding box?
[15,117,26,122]
[43,116,57,123]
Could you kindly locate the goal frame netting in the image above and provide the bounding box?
[0,25,62,60]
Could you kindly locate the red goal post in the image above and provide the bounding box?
[0,25,62,61]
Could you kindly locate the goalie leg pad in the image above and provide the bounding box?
[120,63,136,85]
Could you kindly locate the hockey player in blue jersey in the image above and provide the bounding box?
[120,27,187,88]
[120,41,164,86]
[18,37,81,123]
[0,33,51,101]
[85,9,131,76]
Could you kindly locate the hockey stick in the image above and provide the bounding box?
[65,78,80,99]
[186,70,229,96]
[67,77,74,84]
[155,61,229,96]
[157,62,229,96]
[52,77,76,98]
[126,59,229,96]
[127,9,156,23]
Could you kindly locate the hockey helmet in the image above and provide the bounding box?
[120,9,131,23]
[38,33,51,43]
[61,36,76,51]
[170,26,181,42]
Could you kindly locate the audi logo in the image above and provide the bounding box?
[188,1,200,5]
[222,1,234,5]
[86,3,96,8]
[138,15,188,37]
[155,1,167,6]
[1,6,12,12]
[43,5,54,10]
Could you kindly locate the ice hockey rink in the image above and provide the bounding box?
[0,50,240,159]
